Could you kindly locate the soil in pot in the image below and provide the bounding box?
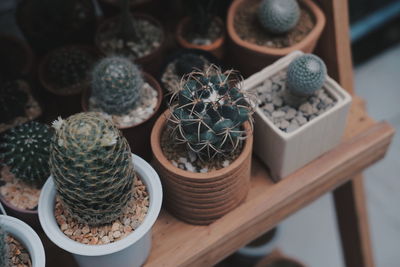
[252,70,337,133]
[54,175,149,245]
[2,232,32,266]
[234,2,315,49]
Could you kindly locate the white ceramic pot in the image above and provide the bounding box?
[0,215,45,267]
[38,154,163,267]
[243,51,352,180]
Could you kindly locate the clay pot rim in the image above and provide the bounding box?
[227,0,326,55]
[94,13,166,63]
[0,33,34,76]
[82,71,163,130]
[0,194,38,215]
[176,16,225,52]
[151,109,253,180]
[38,44,99,97]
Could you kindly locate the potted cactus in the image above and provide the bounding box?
[243,51,351,180]
[0,80,42,134]
[0,121,53,230]
[38,45,98,120]
[38,112,162,267]
[81,56,163,160]
[0,214,45,267]
[176,0,225,59]
[227,0,326,76]
[151,65,254,225]
[95,0,166,74]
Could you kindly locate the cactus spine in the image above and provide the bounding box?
[258,0,300,34]
[49,112,135,225]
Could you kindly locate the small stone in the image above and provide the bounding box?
[61,223,68,231]
[295,115,307,126]
[272,95,283,107]
[279,120,290,129]
[111,222,120,232]
[113,231,122,238]
[263,103,274,113]
[272,111,285,119]
[64,229,73,236]
[222,160,230,168]
[19,253,30,264]
[82,226,90,234]
[287,123,300,133]
[299,103,313,115]
[101,236,110,244]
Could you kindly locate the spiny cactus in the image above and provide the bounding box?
[185,0,217,35]
[0,122,52,188]
[0,81,28,124]
[168,65,254,160]
[175,54,206,77]
[91,56,144,115]
[47,47,95,90]
[0,226,8,267]
[116,0,140,42]
[258,0,300,34]
[49,112,135,225]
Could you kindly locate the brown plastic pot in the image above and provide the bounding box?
[176,16,225,60]
[226,0,326,77]
[95,14,166,75]
[82,72,163,161]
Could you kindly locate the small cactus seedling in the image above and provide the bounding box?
[50,112,135,225]
[0,226,8,267]
[0,121,53,188]
[0,81,28,124]
[284,54,327,106]
[91,56,144,115]
[258,0,300,34]
[175,54,206,77]
[168,65,254,160]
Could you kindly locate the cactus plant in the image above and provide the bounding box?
[168,65,254,160]
[258,0,300,34]
[49,112,135,225]
[0,121,53,188]
[175,54,206,77]
[0,226,8,267]
[0,81,28,124]
[91,56,144,115]
[116,0,140,43]
[185,0,218,35]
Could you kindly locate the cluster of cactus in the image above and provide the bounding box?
[91,56,144,115]
[47,47,94,89]
[0,226,8,267]
[0,81,28,124]
[49,112,135,225]
[258,0,300,34]
[0,121,53,188]
[175,54,206,77]
[168,65,254,160]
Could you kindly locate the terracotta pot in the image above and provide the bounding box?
[150,110,253,225]
[176,16,226,59]
[95,14,166,75]
[38,45,99,121]
[82,72,163,161]
[226,0,326,77]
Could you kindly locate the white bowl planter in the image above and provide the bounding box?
[243,51,352,180]
[38,154,163,267]
[0,215,45,267]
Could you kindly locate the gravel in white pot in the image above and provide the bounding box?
[39,154,162,267]
[0,214,46,267]
[243,51,352,180]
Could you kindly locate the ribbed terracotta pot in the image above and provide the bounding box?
[226,0,326,77]
[150,110,253,225]
[95,14,166,76]
[82,72,163,162]
[176,17,226,60]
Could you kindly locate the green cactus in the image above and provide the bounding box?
[185,0,217,35]
[0,226,8,267]
[168,65,254,160]
[91,56,144,115]
[49,112,135,225]
[175,54,206,77]
[116,0,140,43]
[0,121,53,188]
[0,81,28,124]
[258,0,300,34]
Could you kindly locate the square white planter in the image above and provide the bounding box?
[243,51,352,180]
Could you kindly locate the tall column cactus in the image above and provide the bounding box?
[91,56,144,115]
[168,65,254,160]
[49,112,135,225]
[117,0,140,42]
[0,226,8,267]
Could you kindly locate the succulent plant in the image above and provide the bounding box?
[0,81,28,124]
[168,65,254,160]
[175,54,206,77]
[0,121,53,188]
[0,226,8,267]
[49,112,135,225]
[91,56,144,115]
[258,0,300,34]
[47,47,95,89]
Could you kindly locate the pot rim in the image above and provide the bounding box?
[38,154,163,257]
[226,0,326,55]
[0,214,45,267]
[151,109,253,180]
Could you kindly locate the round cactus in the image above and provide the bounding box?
[286,54,327,97]
[175,54,206,77]
[0,81,28,124]
[91,56,144,115]
[0,121,53,188]
[258,0,300,34]
[168,65,254,160]
[49,112,135,225]
[0,226,8,267]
